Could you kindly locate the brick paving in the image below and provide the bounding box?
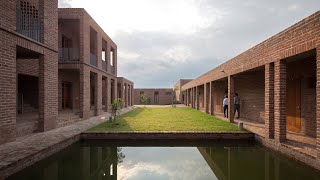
[0,107,135,179]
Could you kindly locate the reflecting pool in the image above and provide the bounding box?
[8,141,320,180]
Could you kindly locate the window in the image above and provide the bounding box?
[110,50,113,66]
[102,50,106,61]
[165,92,172,95]
[154,92,159,104]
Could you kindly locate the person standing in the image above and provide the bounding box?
[223,95,228,118]
[234,93,240,119]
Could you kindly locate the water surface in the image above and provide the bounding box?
[8,141,320,180]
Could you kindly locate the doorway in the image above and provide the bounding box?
[62,81,72,109]
[286,78,301,132]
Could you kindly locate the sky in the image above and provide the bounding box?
[58,0,320,88]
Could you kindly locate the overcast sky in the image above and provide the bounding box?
[58,0,320,88]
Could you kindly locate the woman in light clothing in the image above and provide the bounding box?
[223,95,228,118]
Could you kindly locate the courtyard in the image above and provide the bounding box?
[89,107,240,132]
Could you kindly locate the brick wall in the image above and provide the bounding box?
[134,89,173,105]
[182,12,320,89]
[0,31,17,144]
[58,70,80,111]
[17,59,39,76]
[234,69,265,123]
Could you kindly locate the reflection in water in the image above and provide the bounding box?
[197,146,320,180]
[8,142,320,180]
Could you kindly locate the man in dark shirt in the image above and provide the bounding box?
[234,93,240,119]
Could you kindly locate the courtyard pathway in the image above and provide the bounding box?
[0,107,135,179]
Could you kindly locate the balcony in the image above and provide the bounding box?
[102,60,107,72]
[59,48,80,62]
[90,53,97,67]
[111,66,115,75]
[16,0,42,42]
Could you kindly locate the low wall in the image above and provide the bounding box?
[81,131,254,141]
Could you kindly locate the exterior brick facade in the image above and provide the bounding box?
[0,5,134,145]
[0,0,59,144]
[174,79,192,103]
[134,88,173,105]
[182,11,320,168]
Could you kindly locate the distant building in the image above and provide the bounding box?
[134,88,173,105]
[174,79,193,104]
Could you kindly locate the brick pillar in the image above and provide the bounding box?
[96,73,102,116]
[0,38,16,144]
[186,89,188,106]
[126,84,129,107]
[205,83,210,113]
[107,77,112,110]
[103,77,108,112]
[265,63,275,139]
[80,65,90,118]
[210,82,214,115]
[274,60,286,143]
[228,76,235,123]
[128,85,131,106]
[196,86,199,110]
[131,85,134,106]
[202,83,208,113]
[316,48,320,159]
[114,78,118,102]
[190,88,193,108]
[38,49,58,131]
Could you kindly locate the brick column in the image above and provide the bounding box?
[274,60,286,143]
[114,78,118,102]
[228,76,235,123]
[196,86,199,110]
[185,89,189,106]
[0,39,16,144]
[131,86,134,106]
[107,76,111,112]
[210,82,214,115]
[80,65,90,118]
[205,83,210,113]
[316,48,320,159]
[265,63,275,139]
[103,77,108,112]
[191,88,194,108]
[126,84,129,107]
[38,49,58,131]
[96,73,102,116]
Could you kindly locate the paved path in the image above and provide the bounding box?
[0,107,135,179]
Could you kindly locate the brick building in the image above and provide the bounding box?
[134,88,173,105]
[0,0,58,144]
[182,11,320,169]
[0,3,133,145]
[58,8,133,121]
[174,79,192,104]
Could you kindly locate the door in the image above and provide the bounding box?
[62,81,72,109]
[286,79,301,132]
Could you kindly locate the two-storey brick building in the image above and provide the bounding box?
[182,11,320,169]
[0,2,133,145]
[58,8,133,123]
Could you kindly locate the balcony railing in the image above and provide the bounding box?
[102,60,107,72]
[16,0,42,42]
[110,66,115,75]
[90,53,97,67]
[59,48,80,62]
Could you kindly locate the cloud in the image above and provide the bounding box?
[117,147,217,180]
[58,0,320,88]
[58,0,72,8]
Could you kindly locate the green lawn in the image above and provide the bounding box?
[89,107,241,132]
